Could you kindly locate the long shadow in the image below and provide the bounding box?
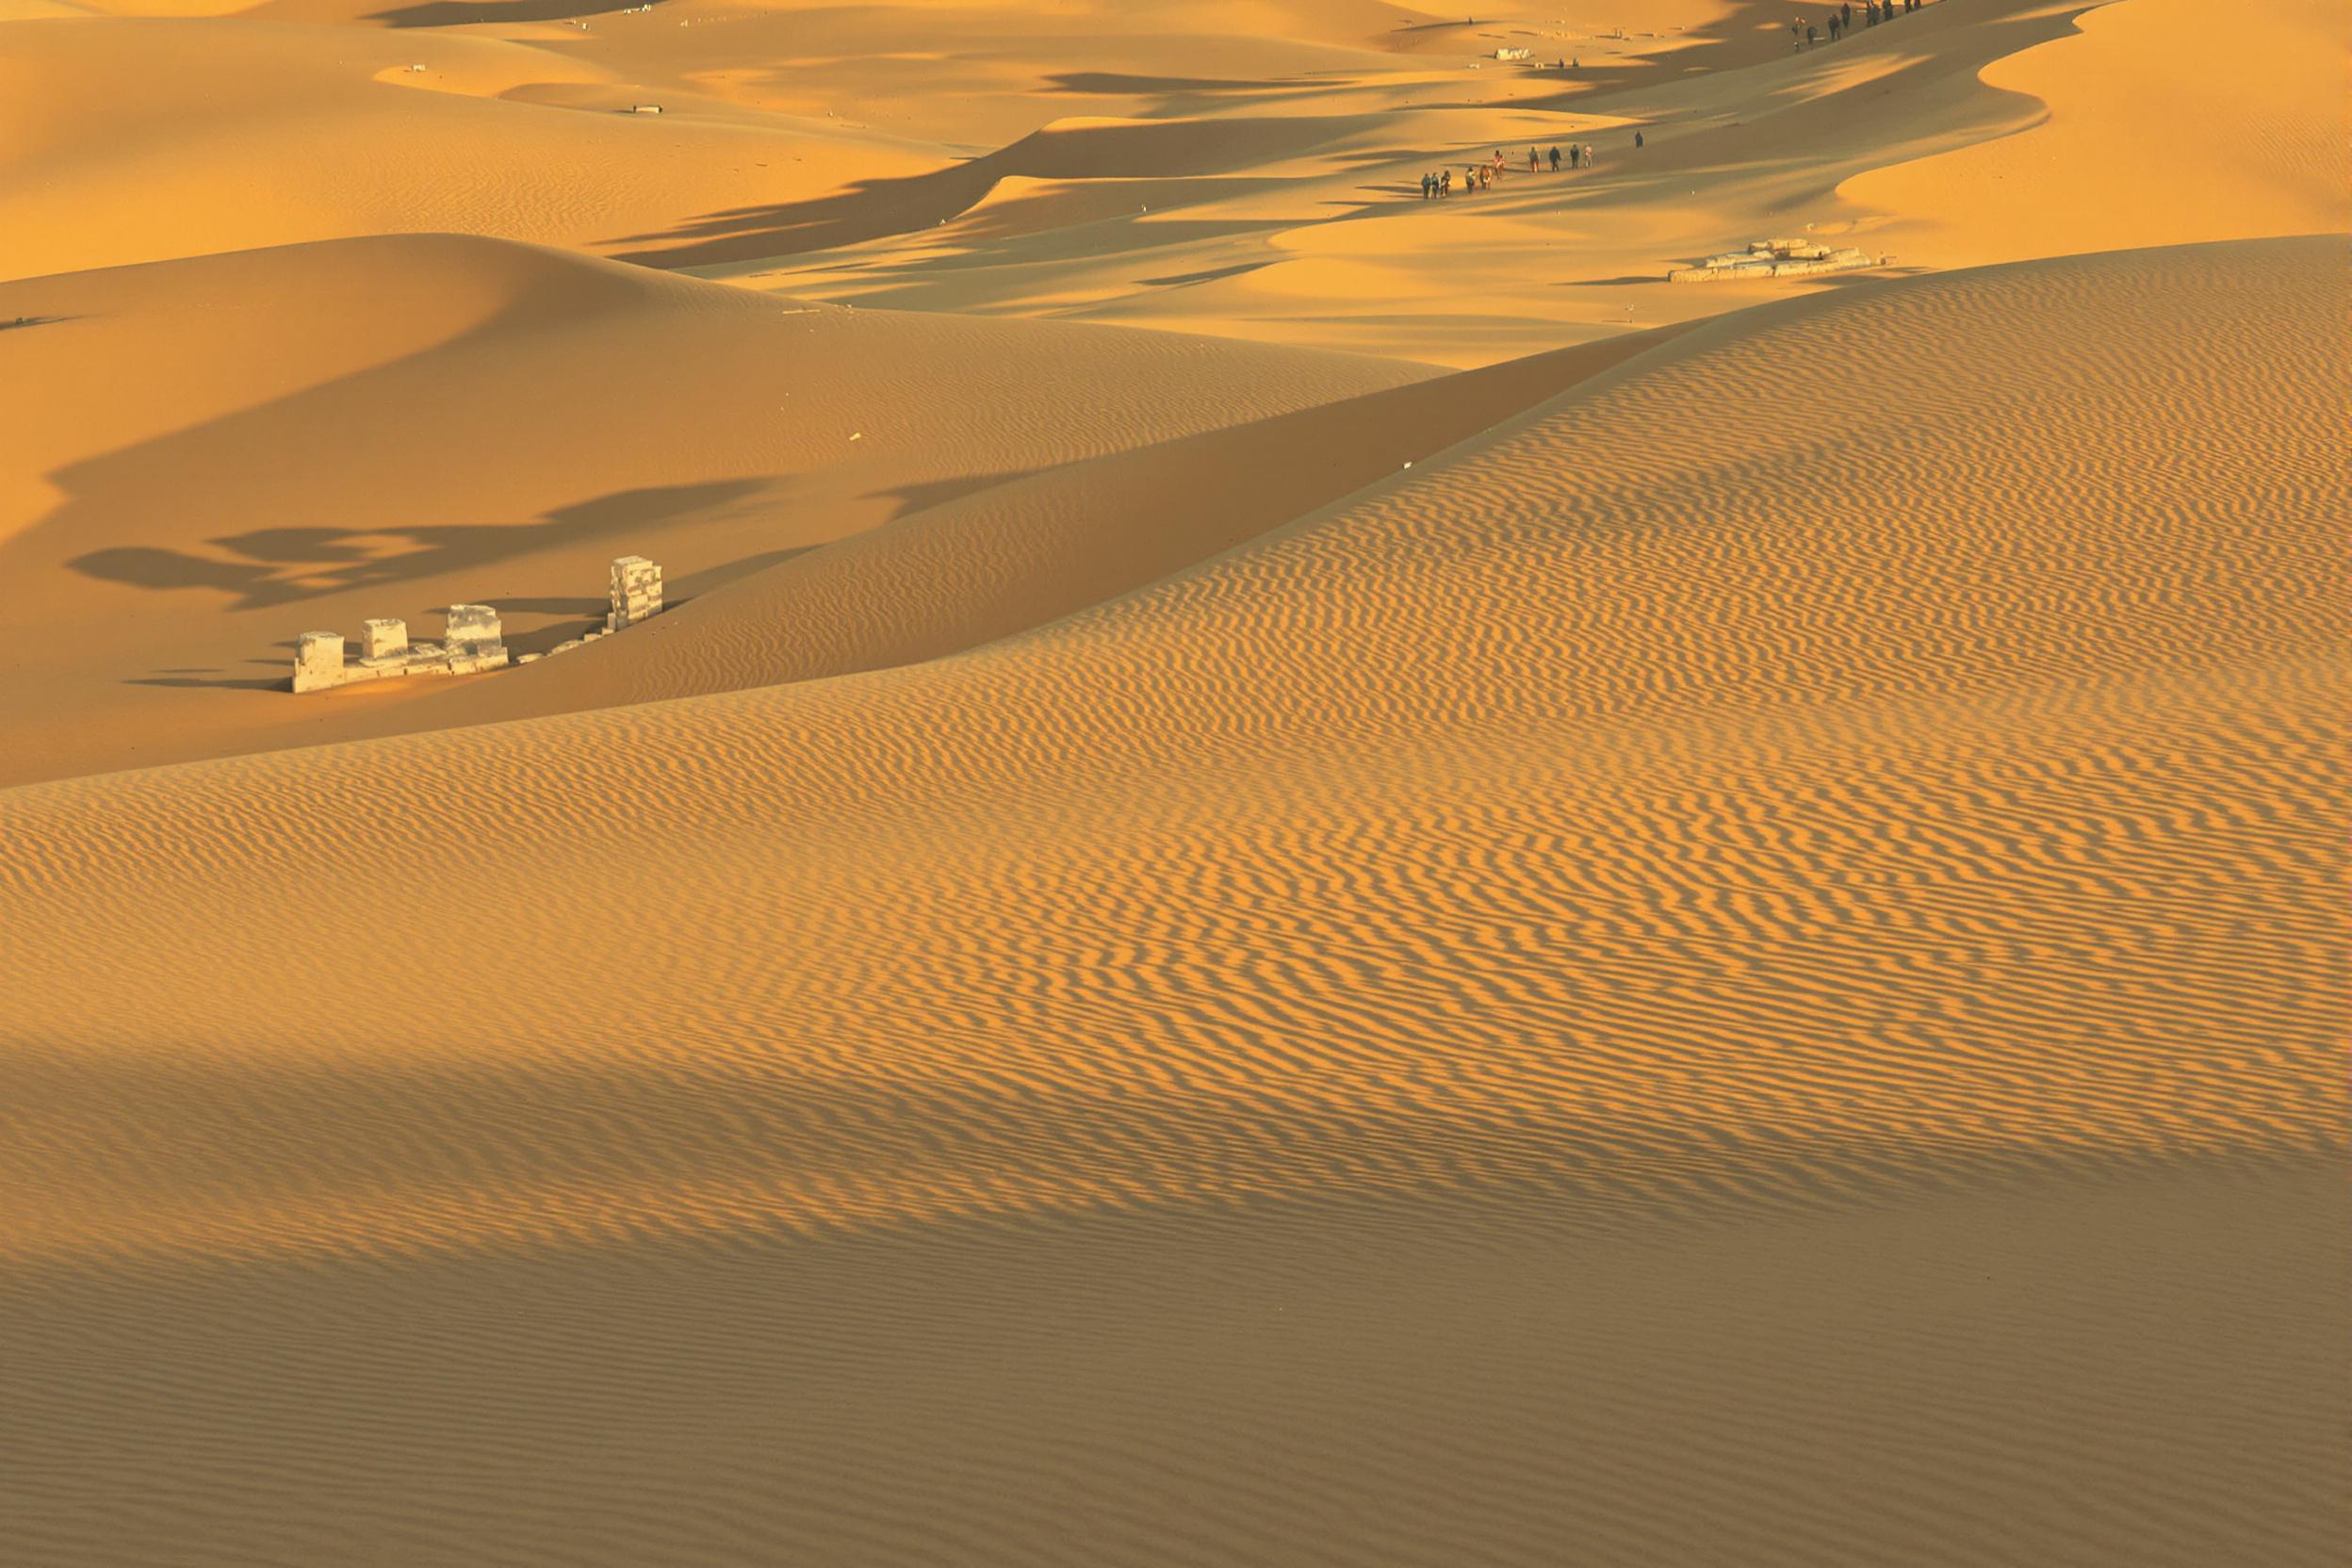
[71,478,774,612]
[868,469,1043,523]
[480,596,606,618]
[1507,0,1941,107]
[606,115,1371,271]
[1045,74,1290,96]
[369,0,652,25]
[608,163,1003,271]
[1139,259,1276,289]
[126,675,287,692]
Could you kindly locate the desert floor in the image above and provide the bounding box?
[1,1,2344,1563]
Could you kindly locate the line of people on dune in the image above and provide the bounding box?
[1800,0,1927,48]
[1418,135,1640,199]
[1418,0,1930,199]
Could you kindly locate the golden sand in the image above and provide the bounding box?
[1,1,2344,1562]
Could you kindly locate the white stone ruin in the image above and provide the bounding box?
[607,555,662,631]
[292,630,347,694]
[290,605,507,693]
[289,556,663,694]
[1669,237,1879,284]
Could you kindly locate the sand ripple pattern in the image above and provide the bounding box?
[0,237,2344,1565]
[2,235,2341,1260]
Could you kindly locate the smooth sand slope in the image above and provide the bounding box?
[1843,0,2347,266]
[0,232,1429,785]
[3,238,2344,1564]
[9,0,2337,365]
[685,0,2346,360]
[0,12,940,283]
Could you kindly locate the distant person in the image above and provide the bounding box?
[1634,130,1644,150]
[1584,142,1596,167]
[1569,143,1581,169]
[1441,168,1452,195]
[1479,164,1493,189]
[1842,0,1853,25]
[1420,172,1433,200]
[1806,22,1818,45]
[1528,146,1541,172]
[1548,144,1561,171]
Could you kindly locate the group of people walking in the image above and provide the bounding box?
[1417,139,1613,200]
[1798,0,1925,47]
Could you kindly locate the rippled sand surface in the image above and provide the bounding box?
[4,0,2345,1560]
[4,237,2344,1564]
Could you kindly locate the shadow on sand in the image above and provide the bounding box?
[368,0,651,26]
[71,479,775,613]
[604,116,1369,270]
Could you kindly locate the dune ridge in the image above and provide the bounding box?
[5,237,2340,1267]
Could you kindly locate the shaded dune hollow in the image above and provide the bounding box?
[1,237,2345,1567]
[0,231,1435,787]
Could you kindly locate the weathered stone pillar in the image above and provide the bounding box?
[444,604,502,652]
[442,604,506,674]
[607,556,662,630]
[361,617,409,662]
[293,631,345,693]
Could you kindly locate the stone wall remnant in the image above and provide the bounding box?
[607,556,662,631]
[444,604,502,651]
[293,630,346,694]
[361,618,408,661]
[1669,238,1879,284]
[286,557,661,693]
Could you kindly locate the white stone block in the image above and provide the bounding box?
[608,555,662,629]
[361,617,409,660]
[444,603,502,650]
[293,630,345,693]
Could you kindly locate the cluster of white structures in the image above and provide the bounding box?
[1670,238,1878,283]
[291,555,662,694]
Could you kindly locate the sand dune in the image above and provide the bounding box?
[39,319,1699,770]
[3,0,2344,1562]
[1843,0,2347,266]
[3,237,2342,1561]
[0,232,1427,784]
[0,14,936,282]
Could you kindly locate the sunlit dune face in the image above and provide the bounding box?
[0,4,2344,1561]
[3,240,2340,1277]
